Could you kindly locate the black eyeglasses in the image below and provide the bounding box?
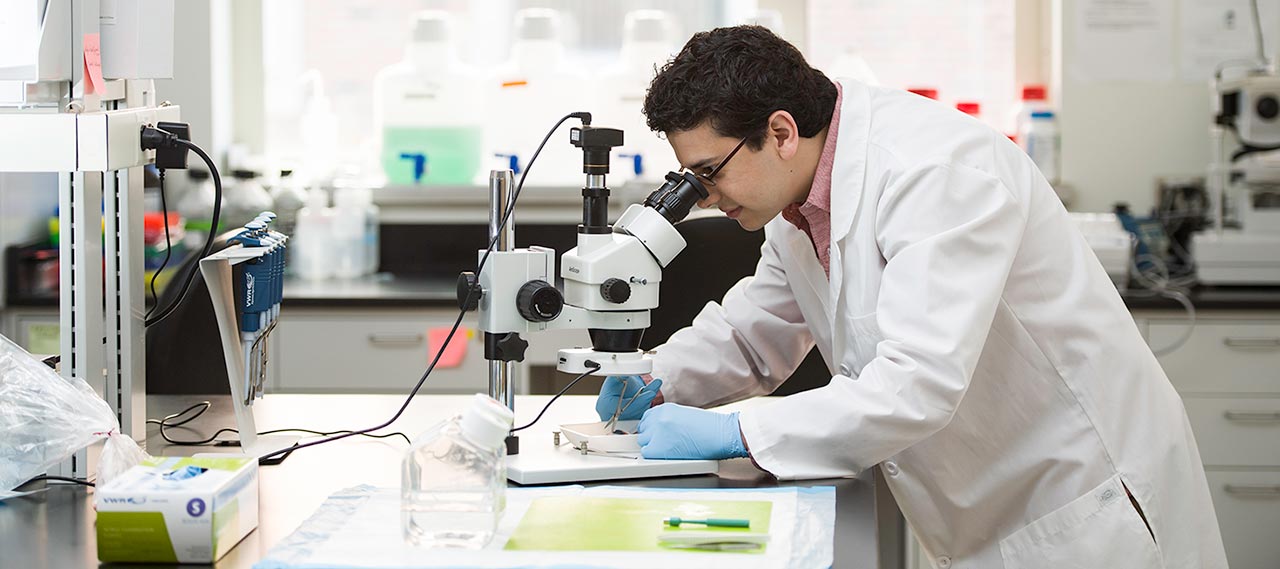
[693,137,748,186]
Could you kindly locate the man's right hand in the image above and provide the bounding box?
[595,375,664,422]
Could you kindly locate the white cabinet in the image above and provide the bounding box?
[1205,470,1280,569]
[270,308,491,394]
[1144,311,1280,569]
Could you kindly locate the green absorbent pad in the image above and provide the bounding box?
[504,496,771,553]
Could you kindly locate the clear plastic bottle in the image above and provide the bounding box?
[292,188,335,281]
[402,394,514,548]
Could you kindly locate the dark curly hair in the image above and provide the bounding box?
[643,25,838,150]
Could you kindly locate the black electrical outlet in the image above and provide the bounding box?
[154,121,191,169]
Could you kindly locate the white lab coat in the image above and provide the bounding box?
[650,80,1228,569]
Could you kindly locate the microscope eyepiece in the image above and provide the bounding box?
[644,171,710,225]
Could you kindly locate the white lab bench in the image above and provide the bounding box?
[0,394,895,569]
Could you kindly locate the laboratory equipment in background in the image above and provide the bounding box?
[292,188,335,281]
[1019,110,1060,186]
[593,10,680,186]
[486,9,592,187]
[1196,49,1280,284]
[402,394,514,549]
[222,170,274,229]
[142,210,184,275]
[1069,212,1133,290]
[0,0,182,481]
[373,11,486,186]
[457,114,719,483]
[200,213,298,457]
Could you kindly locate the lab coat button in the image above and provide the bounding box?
[937,556,952,568]
[884,461,900,476]
[839,363,851,376]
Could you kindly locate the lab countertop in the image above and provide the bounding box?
[0,394,899,569]
[280,273,1280,312]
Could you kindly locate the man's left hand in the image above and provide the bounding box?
[637,403,749,460]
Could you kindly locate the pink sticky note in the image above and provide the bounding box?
[428,327,469,369]
[83,33,104,94]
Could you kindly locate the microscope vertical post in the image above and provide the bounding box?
[487,170,518,414]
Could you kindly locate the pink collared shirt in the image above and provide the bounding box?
[780,83,842,277]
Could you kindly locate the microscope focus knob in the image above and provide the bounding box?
[600,278,631,304]
[457,272,482,312]
[517,280,563,322]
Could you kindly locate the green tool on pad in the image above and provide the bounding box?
[665,516,751,528]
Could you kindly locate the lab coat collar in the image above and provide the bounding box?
[829,78,873,245]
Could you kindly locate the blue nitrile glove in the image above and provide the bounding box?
[636,403,749,460]
[595,375,664,422]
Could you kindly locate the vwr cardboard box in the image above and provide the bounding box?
[96,456,258,563]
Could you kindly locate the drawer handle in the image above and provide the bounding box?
[368,333,424,346]
[1224,484,1280,496]
[1223,411,1280,422]
[1222,337,1280,349]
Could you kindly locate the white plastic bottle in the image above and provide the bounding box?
[402,394,514,548]
[486,8,591,187]
[1021,110,1060,185]
[373,11,486,186]
[594,10,680,185]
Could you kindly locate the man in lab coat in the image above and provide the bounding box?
[596,26,1227,568]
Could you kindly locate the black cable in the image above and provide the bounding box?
[145,138,221,327]
[145,169,174,320]
[146,401,410,446]
[21,475,95,488]
[256,112,592,465]
[145,400,212,428]
[510,362,601,433]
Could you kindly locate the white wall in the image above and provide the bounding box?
[153,0,232,167]
[1052,0,1276,213]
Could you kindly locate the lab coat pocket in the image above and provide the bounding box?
[841,312,881,378]
[999,474,1163,569]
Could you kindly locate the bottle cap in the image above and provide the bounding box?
[412,11,451,44]
[517,8,560,41]
[625,10,670,44]
[1021,85,1047,101]
[460,394,515,450]
[907,87,938,100]
[956,101,981,116]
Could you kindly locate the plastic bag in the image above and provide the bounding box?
[0,333,148,495]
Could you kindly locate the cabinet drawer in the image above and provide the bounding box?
[1206,470,1280,569]
[273,311,487,393]
[1151,321,1280,393]
[1184,397,1280,467]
